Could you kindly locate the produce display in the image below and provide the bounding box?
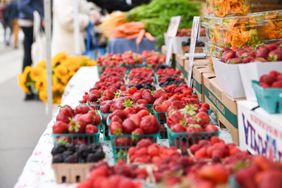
[220,40,282,64]
[18,52,96,103]
[207,0,250,17]
[51,143,105,163]
[99,0,200,45]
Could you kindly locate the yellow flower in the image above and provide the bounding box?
[39,90,47,103]
[30,66,45,81]
[52,51,67,68]
[86,60,97,66]
[67,60,82,73]
[17,73,30,93]
[35,73,47,91]
[36,60,46,69]
[54,64,68,79]
[60,74,72,85]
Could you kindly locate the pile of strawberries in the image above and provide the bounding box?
[141,50,166,65]
[97,51,142,66]
[128,139,180,164]
[259,70,282,88]
[53,105,100,135]
[80,67,127,105]
[128,67,154,86]
[221,40,282,64]
[78,161,147,188]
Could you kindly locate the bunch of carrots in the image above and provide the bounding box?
[111,22,156,44]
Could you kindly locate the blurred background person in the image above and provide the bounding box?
[4,0,19,48]
[17,0,44,100]
[52,0,101,55]
[0,0,9,46]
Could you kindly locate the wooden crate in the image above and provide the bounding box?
[52,163,96,184]
[203,73,244,145]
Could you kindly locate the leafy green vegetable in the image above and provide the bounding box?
[126,0,200,46]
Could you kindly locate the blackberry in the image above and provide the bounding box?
[51,144,66,155]
[52,154,64,163]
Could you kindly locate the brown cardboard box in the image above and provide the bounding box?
[192,65,211,102]
[203,73,242,145]
[52,163,96,183]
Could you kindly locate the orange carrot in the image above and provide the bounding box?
[136,30,145,45]
[145,32,156,41]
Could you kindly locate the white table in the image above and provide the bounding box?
[15,67,102,188]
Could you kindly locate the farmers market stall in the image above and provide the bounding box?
[15,0,282,187]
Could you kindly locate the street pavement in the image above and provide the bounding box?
[0,44,50,188]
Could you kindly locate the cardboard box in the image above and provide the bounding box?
[192,65,210,102]
[52,163,96,183]
[203,73,242,145]
[238,100,282,161]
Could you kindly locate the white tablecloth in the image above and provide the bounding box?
[15,67,100,188]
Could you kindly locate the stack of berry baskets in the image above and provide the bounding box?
[165,104,220,154]
[106,107,161,163]
[52,105,102,144]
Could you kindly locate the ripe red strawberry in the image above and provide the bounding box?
[194,147,207,159]
[186,124,204,133]
[111,115,123,124]
[171,124,186,132]
[260,74,277,85]
[205,124,218,132]
[268,48,282,61]
[148,144,159,156]
[198,164,229,184]
[129,114,141,127]
[136,139,152,149]
[122,118,137,134]
[115,137,131,146]
[110,122,123,135]
[189,144,200,154]
[56,105,74,123]
[272,80,282,88]
[85,124,98,134]
[140,115,160,134]
[132,128,144,136]
[137,109,149,117]
[195,112,210,126]
[74,105,90,114]
[53,121,68,134]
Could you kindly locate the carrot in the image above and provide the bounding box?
[136,29,145,45]
[145,32,155,41]
[127,33,139,40]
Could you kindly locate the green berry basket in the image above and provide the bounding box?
[52,125,101,145]
[165,124,219,153]
[109,132,159,164]
[252,80,282,114]
[100,111,111,140]
[107,117,159,163]
[152,108,167,139]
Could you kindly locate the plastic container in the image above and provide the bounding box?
[252,81,282,114]
[152,108,166,124]
[100,112,111,140]
[166,124,219,153]
[52,125,101,144]
[207,0,250,17]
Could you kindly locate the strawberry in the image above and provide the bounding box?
[198,164,229,184]
[56,105,74,123]
[140,115,160,134]
[53,121,68,134]
[85,124,98,134]
[147,144,159,156]
[195,112,210,126]
[256,46,270,59]
[111,115,123,124]
[260,74,276,85]
[186,124,204,133]
[268,48,282,61]
[272,81,282,88]
[110,122,123,135]
[136,109,149,118]
[74,105,90,114]
[136,139,152,149]
[194,147,207,159]
[205,124,218,132]
[132,128,144,136]
[122,118,137,134]
[171,124,186,132]
[129,114,141,127]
